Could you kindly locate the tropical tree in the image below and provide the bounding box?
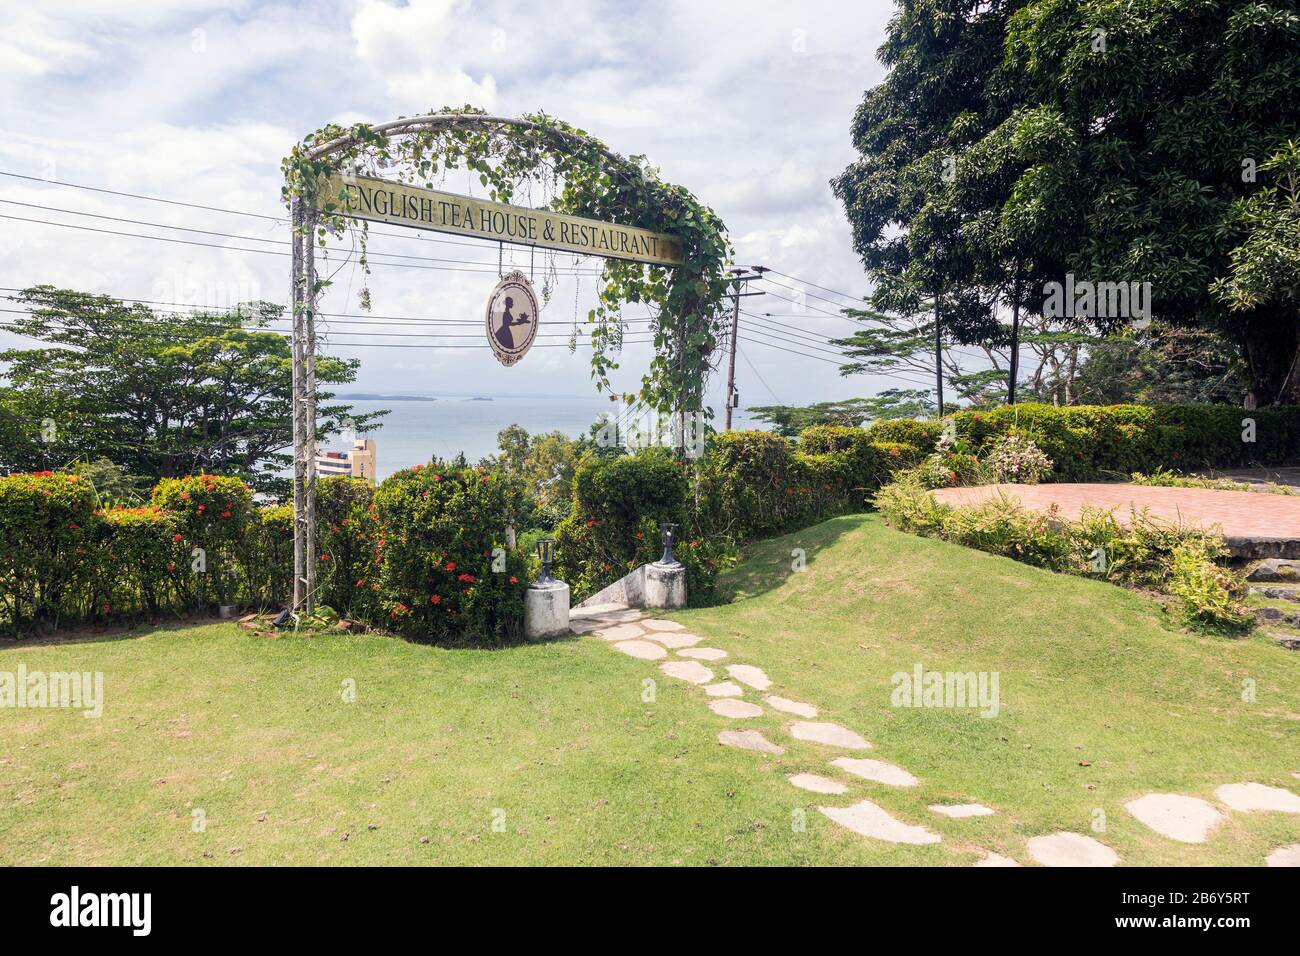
[0,287,384,493]
[834,0,1300,405]
[748,394,934,437]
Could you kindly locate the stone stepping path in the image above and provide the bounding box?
[1214,782,1300,813]
[719,729,784,755]
[764,695,817,718]
[580,606,1300,867]
[789,773,849,795]
[1124,794,1224,843]
[677,647,727,661]
[660,660,714,685]
[1266,844,1300,867]
[929,804,995,818]
[818,799,941,845]
[790,721,871,750]
[832,756,917,787]
[726,664,772,691]
[709,699,763,718]
[1025,832,1118,867]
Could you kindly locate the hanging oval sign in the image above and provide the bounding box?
[485,270,540,367]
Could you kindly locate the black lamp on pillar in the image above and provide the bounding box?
[659,522,680,565]
[536,537,556,585]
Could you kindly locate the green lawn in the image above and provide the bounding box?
[2,514,1297,865]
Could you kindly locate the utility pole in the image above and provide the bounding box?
[934,289,945,417]
[723,266,766,430]
[1008,268,1021,405]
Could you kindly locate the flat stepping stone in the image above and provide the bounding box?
[973,852,1020,867]
[832,756,916,786]
[611,640,667,661]
[791,721,871,750]
[930,803,995,818]
[726,664,772,690]
[764,695,817,718]
[1025,832,1118,867]
[1124,793,1224,843]
[789,773,849,795]
[818,799,940,845]
[594,623,644,641]
[641,619,686,632]
[659,660,714,685]
[1214,782,1300,813]
[718,729,784,755]
[709,699,764,718]
[677,647,726,660]
[648,632,703,649]
[704,681,744,698]
[1266,844,1300,867]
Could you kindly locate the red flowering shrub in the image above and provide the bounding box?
[371,464,527,645]
[93,505,187,619]
[0,471,97,634]
[151,474,253,606]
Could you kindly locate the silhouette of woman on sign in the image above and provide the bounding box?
[494,295,531,350]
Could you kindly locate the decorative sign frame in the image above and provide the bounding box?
[485,271,540,366]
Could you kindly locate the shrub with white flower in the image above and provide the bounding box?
[984,434,1053,484]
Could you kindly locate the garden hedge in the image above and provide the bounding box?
[554,449,726,604]
[873,403,1300,482]
[1,402,1294,638]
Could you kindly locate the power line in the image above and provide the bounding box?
[0,314,658,350]
[740,311,844,348]
[759,274,867,313]
[0,168,600,260]
[736,345,781,404]
[0,198,609,273]
[754,284,864,323]
[0,287,660,328]
[0,212,608,277]
[763,268,864,305]
[738,322,851,359]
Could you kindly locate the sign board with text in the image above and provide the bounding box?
[315,174,684,267]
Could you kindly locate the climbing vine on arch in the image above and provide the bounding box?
[281,106,734,423]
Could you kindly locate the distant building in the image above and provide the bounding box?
[316,437,377,484]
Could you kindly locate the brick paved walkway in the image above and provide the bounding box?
[929,483,1300,557]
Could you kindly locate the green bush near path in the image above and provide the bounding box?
[869,403,1300,481]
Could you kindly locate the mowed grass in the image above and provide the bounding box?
[1,612,937,866]
[2,514,1297,866]
[670,514,1300,866]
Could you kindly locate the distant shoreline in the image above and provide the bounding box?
[338,392,597,402]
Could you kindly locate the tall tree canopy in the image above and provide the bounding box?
[0,287,384,494]
[834,0,1300,405]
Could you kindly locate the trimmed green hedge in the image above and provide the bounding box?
[554,449,726,605]
[870,403,1300,482]
[0,468,528,644]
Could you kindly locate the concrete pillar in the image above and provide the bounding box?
[525,581,570,640]
[644,561,686,609]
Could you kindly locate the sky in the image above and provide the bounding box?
[0,0,924,414]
